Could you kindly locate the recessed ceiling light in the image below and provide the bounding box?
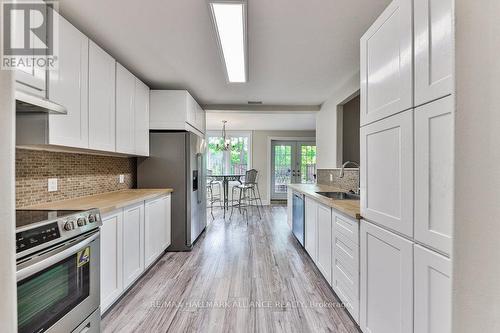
[209,1,247,83]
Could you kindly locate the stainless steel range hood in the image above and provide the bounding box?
[15,90,67,115]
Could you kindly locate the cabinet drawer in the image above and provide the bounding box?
[333,212,359,244]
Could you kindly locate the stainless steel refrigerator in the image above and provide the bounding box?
[137,131,207,251]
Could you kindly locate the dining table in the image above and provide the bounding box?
[208,174,244,219]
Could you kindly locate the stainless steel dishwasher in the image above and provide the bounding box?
[292,192,305,247]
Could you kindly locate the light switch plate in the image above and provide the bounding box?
[48,178,58,192]
[119,174,125,184]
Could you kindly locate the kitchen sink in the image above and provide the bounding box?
[315,191,360,200]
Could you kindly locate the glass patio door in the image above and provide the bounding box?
[271,141,316,200]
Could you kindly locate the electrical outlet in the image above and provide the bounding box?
[329,173,333,182]
[48,178,58,192]
[119,174,125,184]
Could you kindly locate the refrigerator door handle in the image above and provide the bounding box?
[196,153,202,204]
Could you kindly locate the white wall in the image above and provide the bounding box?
[251,130,316,204]
[452,1,500,332]
[207,112,316,131]
[0,68,17,331]
[316,72,359,169]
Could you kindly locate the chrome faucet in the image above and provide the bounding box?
[339,161,360,195]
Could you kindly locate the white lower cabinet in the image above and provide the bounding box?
[360,220,413,333]
[332,212,360,323]
[301,195,361,323]
[304,197,318,262]
[414,245,451,333]
[100,210,123,313]
[100,194,171,313]
[317,203,333,284]
[122,202,145,289]
[145,195,171,268]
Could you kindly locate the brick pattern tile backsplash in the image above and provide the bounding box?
[316,168,359,192]
[16,149,136,208]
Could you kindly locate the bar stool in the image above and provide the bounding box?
[230,169,262,221]
[207,177,222,219]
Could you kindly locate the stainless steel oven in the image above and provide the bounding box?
[16,209,102,333]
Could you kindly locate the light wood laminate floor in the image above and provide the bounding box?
[102,205,360,333]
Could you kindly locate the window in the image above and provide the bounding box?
[207,131,251,175]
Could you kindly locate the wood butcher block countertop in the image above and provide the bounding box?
[287,184,361,220]
[18,189,173,215]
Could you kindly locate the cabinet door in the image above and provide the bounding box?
[195,103,206,134]
[122,203,145,289]
[360,220,413,333]
[115,63,136,154]
[414,0,454,106]
[360,110,414,237]
[134,79,150,156]
[186,93,197,129]
[12,0,47,95]
[304,197,318,262]
[48,11,89,148]
[414,245,451,333]
[88,41,116,152]
[360,0,413,126]
[415,96,453,254]
[100,210,123,313]
[316,204,332,284]
[144,197,162,267]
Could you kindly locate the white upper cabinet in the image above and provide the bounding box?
[415,96,453,254]
[414,245,451,333]
[116,63,150,156]
[88,41,116,152]
[360,220,413,333]
[150,90,206,136]
[304,197,318,262]
[360,0,413,126]
[13,0,47,96]
[48,11,89,148]
[360,110,414,237]
[316,204,332,284]
[135,79,150,156]
[116,63,136,154]
[414,0,454,106]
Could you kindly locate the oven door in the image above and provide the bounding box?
[16,231,100,333]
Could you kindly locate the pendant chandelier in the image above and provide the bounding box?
[217,120,231,151]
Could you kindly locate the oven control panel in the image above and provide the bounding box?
[16,222,60,253]
[16,209,102,260]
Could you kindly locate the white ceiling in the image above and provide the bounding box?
[207,112,316,131]
[58,0,390,107]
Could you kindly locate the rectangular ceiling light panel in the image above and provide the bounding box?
[210,2,247,83]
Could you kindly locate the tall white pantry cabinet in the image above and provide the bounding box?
[359,0,454,332]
